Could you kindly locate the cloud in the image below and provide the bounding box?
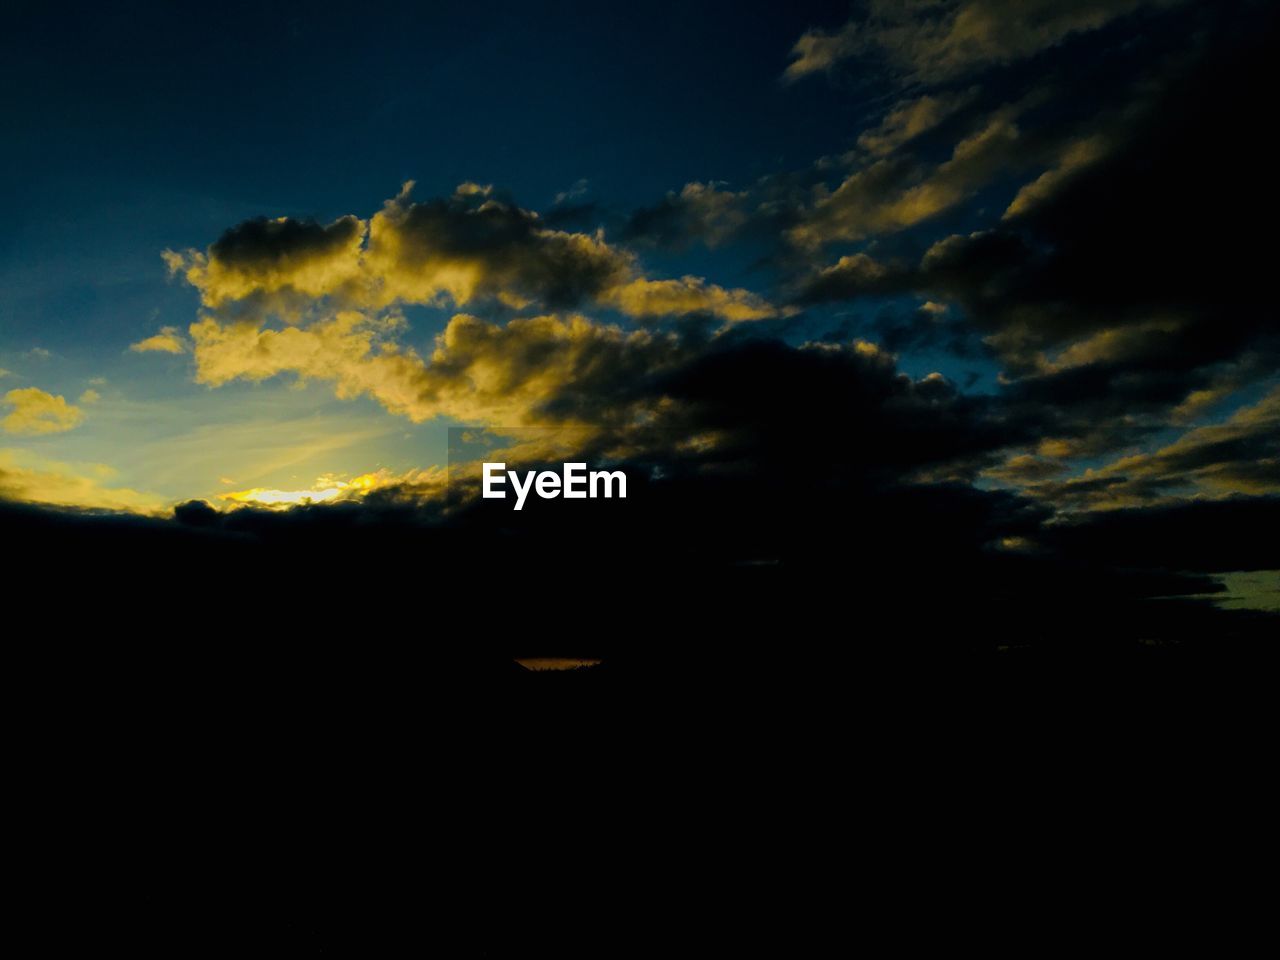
[983,453,1070,485]
[184,290,1024,500]
[2,387,84,435]
[0,449,165,513]
[985,385,1280,510]
[799,253,895,300]
[1170,354,1276,424]
[189,311,433,421]
[164,214,366,314]
[218,468,439,508]
[782,19,859,83]
[1031,317,1186,375]
[791,11,1280,470]
[623,182,749,250]
[855,91,975,157]
[601,277,782,324]
[1003,134,1110,219]
[788,104,1024,248]
[783,1,1180,84]
[363,184,629,310]
[189,310,686,430]
[163,182,783,325]
[553,179,590,206]
[129,326,189,354]
[1099,386,1280,500]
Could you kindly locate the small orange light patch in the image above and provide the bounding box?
[515,658,603,672]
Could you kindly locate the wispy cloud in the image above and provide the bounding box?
[783,0,1180,84]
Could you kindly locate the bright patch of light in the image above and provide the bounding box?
[219,472,385,508]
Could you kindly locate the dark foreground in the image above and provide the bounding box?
[5,498,1274,953]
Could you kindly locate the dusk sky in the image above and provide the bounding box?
[6,1,879,508]
[3,0,1277,622]
[10,7,1279,952]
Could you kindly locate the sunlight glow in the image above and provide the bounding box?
[219,472,384,507]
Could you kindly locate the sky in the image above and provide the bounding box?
[2,0,873,505]
[2,0,1277,626]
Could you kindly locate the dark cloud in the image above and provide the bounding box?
[641,337,1012,484]
[539,201,606,231]
[623,182,749,251]
[163,213,367,318]
[370,185,630,309]
[208,215,364,273]
[792,4,1279,468]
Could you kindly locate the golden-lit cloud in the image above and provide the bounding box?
[1031,317,1185,374]
[672,182,747,246]
[164,215,367,311]
[984,385,1280,509]
[789,106,1022,248]
[601,276,784,323]
[1168,355,1275,425]
[1172,386,1236,425]
[1004,134,1109,219]
[129,326,189,354]
[808,253,891,289]
[188,310,417,410]
[2,387,84,435]
[0,448,165,513]
[189,310,685,429]
[362,183,630,310]
[1102,386,1280,498]
[982,452,1069,485]
[162,182,783,324]
[855,91,974,157]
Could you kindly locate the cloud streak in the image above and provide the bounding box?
[783,0,1180,84]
